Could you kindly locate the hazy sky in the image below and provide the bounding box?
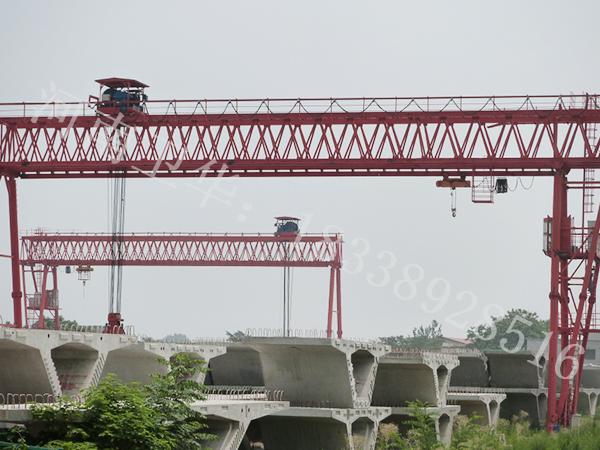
[1,1,599,340]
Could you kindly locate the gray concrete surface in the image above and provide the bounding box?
[209,345,264,386]
[215,338,388,409]
[372,350,459,407]
[261,407,391,450]
[485,351,545,389]
[582,365,600,389]
[446,350,490,388]
[10,330,588,445]
[0,328,225,397]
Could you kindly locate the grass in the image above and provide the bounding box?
[377,404,600,450]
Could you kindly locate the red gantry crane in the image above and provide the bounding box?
[20,227,343,337]
[1,78,600,429]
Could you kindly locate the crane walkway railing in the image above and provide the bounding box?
[1,94,598,119]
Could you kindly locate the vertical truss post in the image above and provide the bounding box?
[572,265,599,416]
[335,266,343,339]
[36,265,49,329]
[21,263,29,328]
[326,266,335,338]
[557,205,600,425]
[547,170,568,431]
[52,266,60,330]
[5,176,23,328]
[558,180,572,407]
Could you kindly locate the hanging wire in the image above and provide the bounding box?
[518,177,535,190]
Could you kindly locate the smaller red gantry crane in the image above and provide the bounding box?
[20,221,344,337]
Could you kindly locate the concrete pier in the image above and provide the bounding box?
[372,350,459,407]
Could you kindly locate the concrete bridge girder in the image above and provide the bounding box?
[582,365,600,389]
[485,351,546,389]
[372,351,459,408]
[447,392,507,427]
[260,407,391,450]
[448,351,490,388]
[191,399,289,450]
[209,345,264,387]
[578,388,600,416]
[212,338,388,409]
[100,342,226,385]
[1,329,225,398]
[0,339,54,397]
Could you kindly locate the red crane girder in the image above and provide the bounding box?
[20,232,342,267]
[0,95,599,178]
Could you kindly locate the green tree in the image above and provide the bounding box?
[404,401,441,450]
[226,330,246,342]
[32,375,171,450]
[44,316,79,330]
[31,354,214,449]
[376,423,406,449]
[85,375,171,450]
[380,320,443,350]
[450,415,505,449]
[146,353,214,448]
[45,441,98,449]
[467,308,548,352]
[0,425,29,449]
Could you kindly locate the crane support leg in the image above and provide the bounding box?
[547,171,568,431]
[5,176,22,328]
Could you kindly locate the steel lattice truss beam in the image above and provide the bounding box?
[21,233,342,267]
[0,95,599,178]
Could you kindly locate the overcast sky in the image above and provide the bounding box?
[1,1,599,340]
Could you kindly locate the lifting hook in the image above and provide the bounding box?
[451,188,457,217]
